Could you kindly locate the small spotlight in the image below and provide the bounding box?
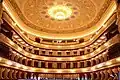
[17,39,22,42]
[6,61,13,65]
[9,41,15,45]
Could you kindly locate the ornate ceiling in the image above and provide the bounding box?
[4,0,114,39]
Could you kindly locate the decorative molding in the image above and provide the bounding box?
[8,0,111,34]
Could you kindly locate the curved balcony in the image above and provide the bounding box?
[0,33,119,61]
[0,56,120,74]
[12,32,106,57]
[2,11,116,49]
[8,49,108,69]
[0,65,119,79]
[0,0,120,80]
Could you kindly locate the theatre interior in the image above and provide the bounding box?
[1,0,120,80]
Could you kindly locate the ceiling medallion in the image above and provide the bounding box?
[48,5,72,20]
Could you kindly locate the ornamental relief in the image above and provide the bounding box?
[9,0,111,34]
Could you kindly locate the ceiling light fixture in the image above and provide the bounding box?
[97,40,102,43]
[100,36,106,39]
[106,61,112,66]
[21,42,25,44]
[57,70,62,73]
[91,66,96,71]
[9,41,15,45]
[17,47,22,52]
[17,39,22,42]
[14,35,19,38]
[6,61,13,65]
[23,66,28,70]
[48,5,72,20]
[70,69,76,73]
[116,57,120,61]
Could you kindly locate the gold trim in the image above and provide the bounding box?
[3,11,116,49]
[0,56,120,73]
[2,0,117,39]
[0,34,119,61]
[8,0,109,34]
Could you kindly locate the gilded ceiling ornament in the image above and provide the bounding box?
[9,0,111,34]
[48,5,72,20]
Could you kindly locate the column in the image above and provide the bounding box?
[9,69,14,79]
[100,71,104,80]
[53,62,57,69]
[100,56,104,63]
[84,74,88,80]
[107,69,113,80]
[96,72,100,80]
[95,58,99,64]
[18,71,22,79]
[4,68,9,79]
[25,58,28,66]
[46,62,48,68]
[7,69,10,79]
[62,62,66,69]
[103,54,108,61]
[103,70,109,80]
[90,73,94,80]
[31,60,34,67]
[91,59,94,66]
[19,57,23,64]
[14,55,19,62]
[70,62,73,68]
[84,61,87,67]
[11,54,16,61]
[78,62,80,68]
[24,72,27,79]
[0,68,5,79]
[112,68,118,80]
[13,70,18,79]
